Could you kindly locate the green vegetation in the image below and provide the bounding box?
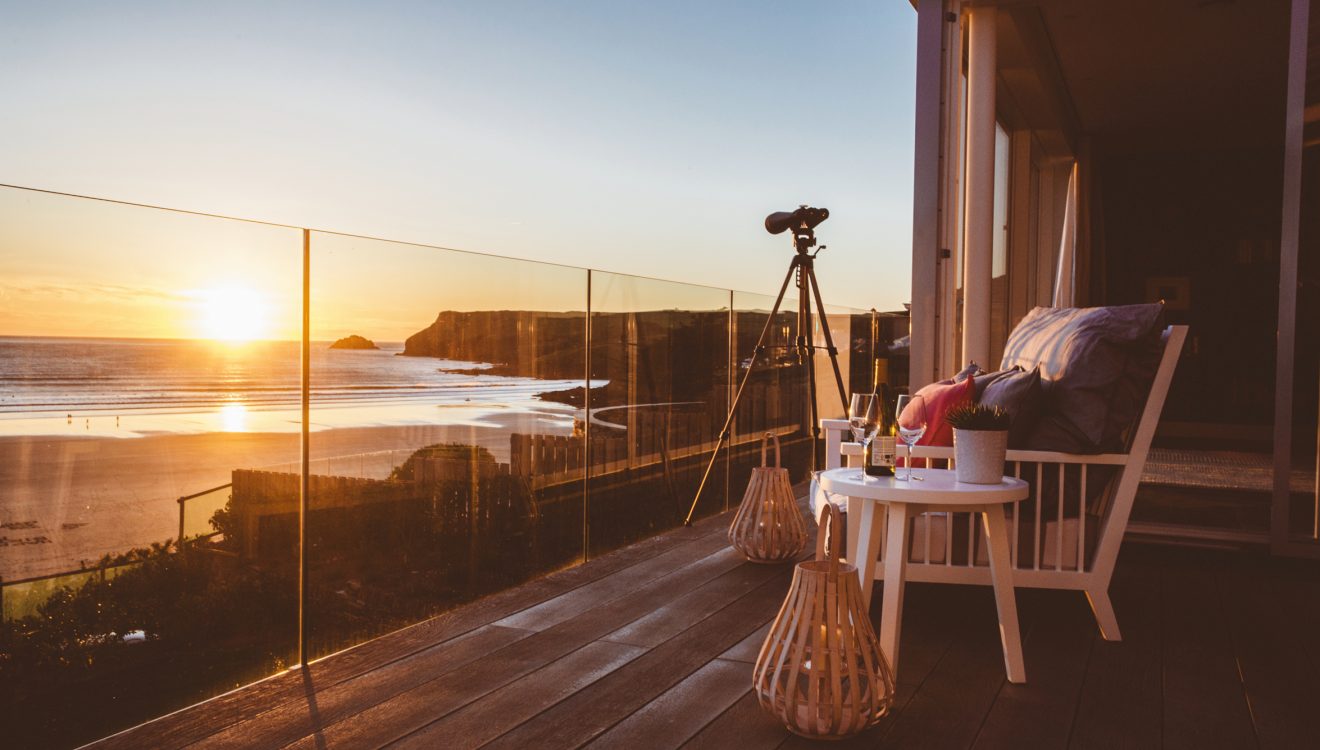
[389,442,497,481]
[0,540,297,749]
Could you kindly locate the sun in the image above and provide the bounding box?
[198,286,269,342]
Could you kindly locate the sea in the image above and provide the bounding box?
[0,336,594,583]
[0,336,588,438]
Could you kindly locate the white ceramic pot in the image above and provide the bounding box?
[953,429,1009,484]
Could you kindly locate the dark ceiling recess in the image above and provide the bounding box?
[1028,0,1291,153]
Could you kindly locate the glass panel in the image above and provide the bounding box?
[847,309,877,395]
[867,309,910,396]
[0,186,301,747]
[818,302,854,419]
[587,274,730,555]
[731,291,813,487]
[305,233,586,659]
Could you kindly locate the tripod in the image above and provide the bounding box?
[682,218,849,526]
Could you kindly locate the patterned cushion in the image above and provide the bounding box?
[1000,303,1163,453]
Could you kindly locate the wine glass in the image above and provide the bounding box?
[895,393,927,481]
[848,393,875,443]
[849,393,878,479]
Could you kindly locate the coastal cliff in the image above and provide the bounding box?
[401,309,739,409]
[403,310,585,379]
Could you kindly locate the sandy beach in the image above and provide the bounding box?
[0,407,574,581]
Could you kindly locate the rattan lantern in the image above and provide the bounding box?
[728,433,809,563]
[753,503,895,739]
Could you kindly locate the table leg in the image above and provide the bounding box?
[854,501,884,612]
[982,504,1026,683]
[879,502,910,679]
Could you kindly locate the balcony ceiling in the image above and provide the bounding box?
[999,0,1293,154]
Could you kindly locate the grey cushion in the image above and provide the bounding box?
[972,367,1019,402]
[980,366,1044,448]
[1000,303,1164,453]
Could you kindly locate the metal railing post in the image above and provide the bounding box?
[299,228,311,666]
[727,289,734,512]
[583,268,592,562]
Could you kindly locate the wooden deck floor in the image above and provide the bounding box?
[91,502,1320,750]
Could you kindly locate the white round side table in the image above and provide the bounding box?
[818,467,1030,683]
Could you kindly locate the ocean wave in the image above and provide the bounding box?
[0,337,584,416]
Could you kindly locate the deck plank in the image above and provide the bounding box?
[971,589,1096,749]
[875,586,1021,750]
[717,621,770,663]
[495,533,733,632]
[1160,550,1257,750]
[394,641,643,750]
[279,546,764,749]
[679,691,789,750]
[88,512,728,750]
[1259,558,1320,675]
[1221,554,1320,749]
[291,640,644,750]
[601,557,786,648]
[479,572,794,749]
[584,658,753,749]
[189,625,533,750]
[1068,548,1164,749]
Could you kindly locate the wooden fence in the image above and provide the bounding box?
[511,382,809,489]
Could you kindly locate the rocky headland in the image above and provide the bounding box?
[401,309,739,410]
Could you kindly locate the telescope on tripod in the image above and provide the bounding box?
[683,205,850,526]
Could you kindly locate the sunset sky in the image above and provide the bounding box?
[0,1,916,341]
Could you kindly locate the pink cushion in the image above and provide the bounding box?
[896,376,973,467]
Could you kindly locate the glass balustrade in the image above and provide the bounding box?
[0,186,302,748]
[586,273,732,555]
[730,292,814,483]
[304,232,588,659]
[0,185,892,747]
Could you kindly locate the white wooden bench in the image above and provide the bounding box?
[818,325,1187,641]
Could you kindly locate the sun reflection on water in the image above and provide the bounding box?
[219,402,248,432]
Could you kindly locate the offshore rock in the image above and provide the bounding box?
[329,334,379,350]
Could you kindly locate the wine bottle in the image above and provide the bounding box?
[865,383,896,477]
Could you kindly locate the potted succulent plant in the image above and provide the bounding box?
[946,405,1011,484]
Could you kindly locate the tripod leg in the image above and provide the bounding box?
[683,259,799,526]
[794,272,824,473]
[807,267,851,414]
[803,310,821,472]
